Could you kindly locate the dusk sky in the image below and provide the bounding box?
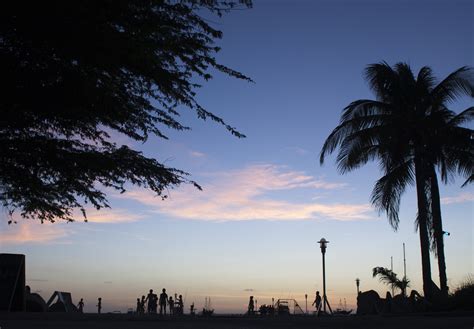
[1,0,473,313]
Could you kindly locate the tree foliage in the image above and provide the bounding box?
[372,266,410,296]
[0,0,252,223]
[320,62,474,299]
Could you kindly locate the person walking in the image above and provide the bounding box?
[97,297,102,314]
[312,291,322,314]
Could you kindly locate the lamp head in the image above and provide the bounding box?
[318,238,329,253]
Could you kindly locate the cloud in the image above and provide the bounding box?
[441,192,474,205]
[285,146,310,156]
[0,207,144,245]
[0,221,69,244]
[119,164,373,222]
[189,150,206,158]
[83,209,144,223]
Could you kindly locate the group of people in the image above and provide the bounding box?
[136,288,184,315]
[247,291,324,315]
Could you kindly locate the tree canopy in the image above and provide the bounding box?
[0,0,252,223]
[320,62,473,299]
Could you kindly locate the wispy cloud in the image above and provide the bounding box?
[0,207,144,245]
[189,150,206,158]
[83,209,144,223]
[285,146,310,156]
[441,192,474,205]
[0,221,69,244]
[119,164,372,222]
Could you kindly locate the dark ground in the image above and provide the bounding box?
[1,312,474,329]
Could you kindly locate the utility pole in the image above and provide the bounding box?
[403,243,407,296]
[391,256,394,296]
[403,243,407,279]
[305,294,308,314]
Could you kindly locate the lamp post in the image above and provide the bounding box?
[355,278,360,295]
[317,238,332,314]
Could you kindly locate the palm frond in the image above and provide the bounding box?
[461,174,474,187]
[364,62,397,102]
[448,107,474,127]
[432,66,474,104]
[416,66,437,92]
[371,159,414,230]
[372,267,410,294]
[320,101,389,165]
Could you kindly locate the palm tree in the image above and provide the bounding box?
[424,104,474,296]
[320,62,473,301]
[372,267,410,296]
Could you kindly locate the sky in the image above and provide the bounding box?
[1,0,473,314]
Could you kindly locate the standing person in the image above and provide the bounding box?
[136,298,141,314]
[77,298,84,313]
[145,289,154,314]
[168,296,174,315]
[248,296,255,315]
[312,291,322,314]
[140,295,146,315]
[159,288,168,315]
[152,292,158,313]
[97,297,102,314]
[177,295,184,315]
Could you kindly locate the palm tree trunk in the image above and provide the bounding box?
[415,156,433,301]
[429,166,448,296]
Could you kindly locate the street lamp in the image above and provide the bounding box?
[318,238,332,314]
[355,278,360,295]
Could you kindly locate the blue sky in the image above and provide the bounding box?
[1,0,473,313]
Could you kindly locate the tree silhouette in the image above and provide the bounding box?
[0,0,252,223]
[372,267,410,296]
[320,62,473,300]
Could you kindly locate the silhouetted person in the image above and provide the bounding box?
[312,291,322,313]
[248,296,255,315]
[77,298,84,313]
[140,295,146,315]
[159,288,168,315]
[136,298,141,314]
[177,294,184,315]
[169,296,174,315]
[190,302,195,316]
[97,297,102,314]
[145,289,154,313]
[153,293,158,313]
